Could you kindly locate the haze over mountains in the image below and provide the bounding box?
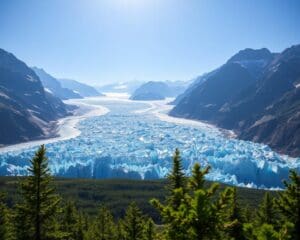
[96,81,143,95]
[130,80,189,100]
[0,44,299,158]
[171,45,300,157]
[32,67,102,100]
[58,78,103,97]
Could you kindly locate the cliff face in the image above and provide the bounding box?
[0,49,70,145]
[171,45,300,157]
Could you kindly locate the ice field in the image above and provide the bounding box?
[0,96,299,189]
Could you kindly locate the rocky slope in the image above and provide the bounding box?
[0,49,71,145]
[32,67,82,100]
[171,45,300,157]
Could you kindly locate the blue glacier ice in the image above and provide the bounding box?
[0,98,299,189]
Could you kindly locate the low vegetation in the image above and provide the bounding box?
[0,146,299,240]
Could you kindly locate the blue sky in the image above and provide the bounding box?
[0,0,299,85]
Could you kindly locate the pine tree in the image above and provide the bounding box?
[275,170,300,240]
[167,148,186,192]
[224,188,245,240]
[121,202,145,240]
[116,221,125,240]
[256,193,277,226]
[13,205,32,240]
[60,201,83,240]
[188,163,210,191]
[15,145,61,240]
[89,205,116,240]
[76,214,85,240]
[243,222,294,240]
[151,149,189,240]
[0,192,9,240]
[186,163,233,240]
[144,218,156,240]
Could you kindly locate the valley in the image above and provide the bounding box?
[0,95,298,189]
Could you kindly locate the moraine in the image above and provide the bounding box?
[0,95,299,189]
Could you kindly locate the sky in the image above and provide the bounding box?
[0,0,299,86]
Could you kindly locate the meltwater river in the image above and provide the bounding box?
[0,95,299,189]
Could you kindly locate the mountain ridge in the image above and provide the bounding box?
[0,48,72,145]
[130,80,189,101]
[170,45,300,157]
[58,78,103,97]
[32,67,82,100]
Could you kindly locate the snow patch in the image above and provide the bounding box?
[26,75,37,82]
[45,88,53,94]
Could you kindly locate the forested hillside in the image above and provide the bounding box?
[0,146,299,240]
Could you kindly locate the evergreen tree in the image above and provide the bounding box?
[0,193,10,240]
[13,205,32,240]
[15,145,61,240]
[167,148,186,201]
[186,163,233,240]
[256,193,277,226]
[223,188,245,240]
[152,160,233,240]
[121,202,145,240]
[60,201,84,240]
[151,149,189,240]
[89,205,116,240]
[275,170,300,240]
[188,163,210,191]
[76,214,85,240]
[243,223,294,240]
[116,221,125,240]
[144,218,156,240]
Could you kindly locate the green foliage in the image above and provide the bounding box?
[15,145,61,240]
[0,146,299,240]
[275,170,300,240]
[243,223,294,240]
[185,164,238,240]
[144,218,156,240]
[0,193,11,240]
[256,193,277,226]
[167,148,186,190]
[87,205,116,240]
[0,175,274,222]
[152,155,235,240]
[60,201,84,240]
[188,163,210,191]
[151,149,190,240]
[223,188,246,240]
[121,202,145,240]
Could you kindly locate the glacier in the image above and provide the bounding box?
[0,96,299,189]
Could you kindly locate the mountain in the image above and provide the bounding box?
[171,45,300,157]
[171,73,213,105]
[32,67,82,100]
[130,81,189,101]
[58,78,103,97]
[96,81,144,94]
[0,49,71,145]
